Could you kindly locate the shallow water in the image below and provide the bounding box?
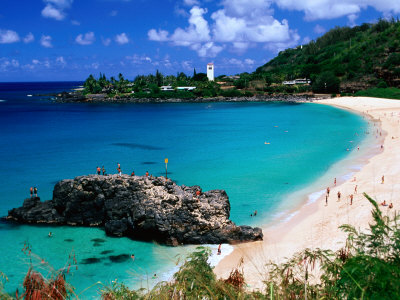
[0,82,368,298]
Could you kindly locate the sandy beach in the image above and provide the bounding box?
[214,96,400,290]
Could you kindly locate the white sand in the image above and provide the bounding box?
[214,97,400,291]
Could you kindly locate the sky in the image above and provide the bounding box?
[1,0,400,82]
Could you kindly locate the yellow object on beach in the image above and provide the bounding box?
[264,142,270,144]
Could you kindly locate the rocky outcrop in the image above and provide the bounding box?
[6,175,263,245]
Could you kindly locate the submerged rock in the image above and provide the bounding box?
[6,175,263,246]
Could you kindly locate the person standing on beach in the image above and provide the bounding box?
[145,171,149,177]
[325,195,328,206]
[30,187,33,198]
[34,187,37,197]
[337,191,341,201]
[326,187,330,197]
[102,166,106,175]
[354,185,358,194]
[350,194,353,205]
[96,166,101,175]
[334,178,336,186]
[382,175,385,184]
[131,171,135,176]
[217,244,222,255]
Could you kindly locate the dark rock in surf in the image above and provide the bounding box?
[6,175,263,246]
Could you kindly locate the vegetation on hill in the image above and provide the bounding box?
[82,71,254,99]
[2,194,399,299]
[256,18,400,94]
[354,87,400,99]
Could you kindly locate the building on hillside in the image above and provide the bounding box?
[282,78,311,85]
[161,86,174,91]
[207,63,214,81]
[177,86,196,91]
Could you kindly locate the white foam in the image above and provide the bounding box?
[307,189,325,205]
[207,244,234,267]
[340,172,354,181]
[282,211,299,222]
[0,99,5,102]
[142,244,234,288]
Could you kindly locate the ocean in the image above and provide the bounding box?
[0,82,369,298]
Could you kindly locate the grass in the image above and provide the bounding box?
[354,87,400,99]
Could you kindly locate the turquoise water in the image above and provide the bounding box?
[0,83,368,298]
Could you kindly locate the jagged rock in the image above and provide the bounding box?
[6,175,263,245]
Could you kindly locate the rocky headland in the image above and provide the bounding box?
[47,91,313,104]
[6,175,263,246]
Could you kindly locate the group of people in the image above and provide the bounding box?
[95,164,151,178]
[326,175,392,208]
[325,179,356,206]
[96,166,106,175]
[30,187,38,198]
[380,200,393,209]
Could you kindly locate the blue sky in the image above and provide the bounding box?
[1,0,399,81]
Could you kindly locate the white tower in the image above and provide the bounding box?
[207,63,214,81]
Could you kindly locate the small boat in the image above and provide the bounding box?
[264,141,270,145]
[27,94,33,97]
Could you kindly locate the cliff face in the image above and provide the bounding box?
[7,175,263,245]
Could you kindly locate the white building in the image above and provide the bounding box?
[161,85,174,91]
[177,86,196,91]
[207,63,214,81]
[282,78,311,85]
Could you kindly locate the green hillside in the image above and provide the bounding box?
[255,18,400,93]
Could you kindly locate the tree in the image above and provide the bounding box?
[192,72,208,82]
[312,71,340,93]
[155,69,163,87]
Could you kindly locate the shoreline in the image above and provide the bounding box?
[214,96,400,290]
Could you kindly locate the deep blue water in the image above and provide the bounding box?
[0,82,368,298]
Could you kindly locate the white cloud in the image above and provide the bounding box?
[313,24,326,34]
[40,35,53,48]
[183,0,199,6]
[274,0,400,21]
[102,37,111,46]
[41,0,73,21]
[23,32,34,43]
[115,33,129,45]
[0,29,20,44]
[110,10,118,17]
[228,58,243,66]
[191,42,224,57]
[149,6,222,57]
[148,29,169,41]
[42,4,65,20]
[75,32,95,45]
[347,13,358,27]
[181,60,193,70]
[0,58,20,71]
[302,36,311,44]
[56,56,67,67]
[71,20,80,25]
[126,54,153,64]
[244,58,255,65]
[148,2,299,57]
